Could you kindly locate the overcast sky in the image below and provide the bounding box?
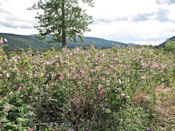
[1,0,175,45]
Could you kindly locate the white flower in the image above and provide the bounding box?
[4,38,8,42]
[6,73,10,78]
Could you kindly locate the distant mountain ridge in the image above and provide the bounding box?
[0,33,135,50]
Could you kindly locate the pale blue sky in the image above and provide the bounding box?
[0,0,175,45]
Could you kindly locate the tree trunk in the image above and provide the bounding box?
[61,0,67,48]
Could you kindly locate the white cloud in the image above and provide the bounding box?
[1,0,175,45]
[0,0,38,35]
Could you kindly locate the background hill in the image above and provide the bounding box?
[0,33,134,50]
[158,36,175,47]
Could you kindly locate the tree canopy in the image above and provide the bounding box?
[30,0,94,48]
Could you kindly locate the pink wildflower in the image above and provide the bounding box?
[99,89,104,95]
[112,53,116,57]
[117,88,122,91]
[4,105,10,111]
[78,76,81,79]
[118,79,122,85]
[22,66,25,71]
[140,69,144,72]
[125,96,129,98]
[101,52,105,57]
[98,84,102,89]
[121,93,125,97]
[6,73,10,78]
[161,65,166,69]
[81,73,85,77]
[41,72,44,77]
[28,128,33,131]
[90,69,94,73]
[102,77,105,81]
[34,73,37,77]
[62,48,67,51]
[67,73,70,79]
[43,68,46,72]
[141,76,145,80]
[114,58,118,61]
[59,75,63,80]
[109,71,112,76]
[141,63,146,68]
[0,66,1,70]
[73,73,78,79]
[46,74,49,78]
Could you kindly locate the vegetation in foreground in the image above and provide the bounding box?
[0,42,175,130]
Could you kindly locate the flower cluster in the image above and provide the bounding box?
[0,46,174,130]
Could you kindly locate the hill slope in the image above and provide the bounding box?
[158,36,175,47]
[0,33,133,50]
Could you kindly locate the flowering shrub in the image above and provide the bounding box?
[0,45,174,130]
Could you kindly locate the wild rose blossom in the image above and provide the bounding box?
[34,73,38,77]
[28,128,33,131]
[141,76,145,80]
[141,63,147,68]
[99,89,104,95]
[73,73,78,79]
[121,93,125,97]
[62,48,67,51]
[4,105,11,111]
[161,65,166,69]
[109,71,112,75]
[59,75,64,80]
[114,58,118,61]
[112,53,116,57]
[90,69,94,73]
[46,74,49,78]
[117,88,122,91]
[118,79,122,85]
[6,73,10,78]
[67,73,70,79]
[98,84,102,89]
[101,52,105,57]
[81,73,85,77]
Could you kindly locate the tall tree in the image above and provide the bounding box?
[30,0,93,48]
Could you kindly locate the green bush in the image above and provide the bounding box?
[164,40,175,53]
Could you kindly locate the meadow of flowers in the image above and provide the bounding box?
[0,38,175,130]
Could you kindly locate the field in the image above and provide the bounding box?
[0,45,175,130]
